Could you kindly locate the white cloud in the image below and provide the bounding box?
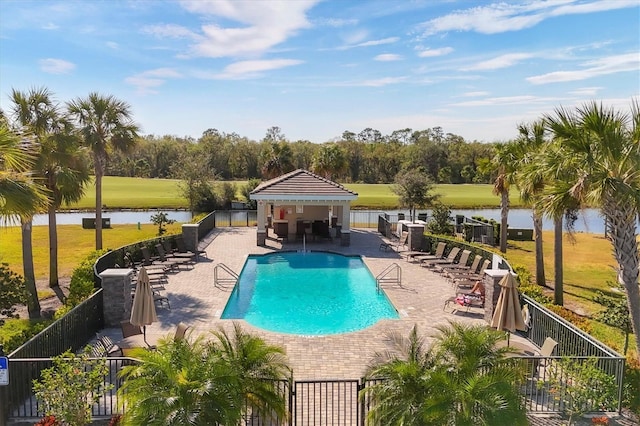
[527,52,640,84]
[125,68,183,94]
[335,36,400,51]
[222,59,303,76]
[418,0,638,36]
[568,87,601,96]
[464,53,533,71]
[42,22,58,30]
[142,23,200,40]
[39,58,75,74]
[316,18,358,27]
[417,47,453,58]
[106,41,118,49]
[330,76,407,87]
[375,54,402,62]
[451,95,560,107]
[462,91,490,97]
[175,0,318,58]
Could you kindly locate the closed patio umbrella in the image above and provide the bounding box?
[130,266,158,347]
[490,272,526,346]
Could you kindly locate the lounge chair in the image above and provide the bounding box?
[405,242,446,263]
[176,235,208,260]
[421,247,461,268]
[174,322,191,342]
[155,244,192,270]
[141,246,178,271]
[443,292,484,312]
[441,254,481,276]
[380,231,408,252]
[451,259,491,291]
[163,239,196,263]
[432,250,471,274]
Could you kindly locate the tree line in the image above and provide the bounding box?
[107,126,499,184]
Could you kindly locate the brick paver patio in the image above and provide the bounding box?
[115,227,490,380]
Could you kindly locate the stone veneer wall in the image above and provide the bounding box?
[483,269,512,323]
[99,268,133,326]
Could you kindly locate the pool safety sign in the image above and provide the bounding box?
[0,356,7,385]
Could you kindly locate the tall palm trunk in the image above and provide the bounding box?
[95,154,105,250]
[604,200,640,357]
[553,216,563,306]
[48,205,59,288]
[21,217,41,318]
[500,191,509,252]
[533,210,546,286]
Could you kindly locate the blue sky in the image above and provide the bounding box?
[1,0,638,143]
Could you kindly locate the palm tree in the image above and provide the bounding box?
[362,326,439,425]
[120,324,290,425]
[119,336,238,425]
[67,93,139,250]
[11,87,90,287]
[260,141,294,179]
[541,100,640,357]
[362,323,527,426]
[492,143,518,253]
[209,323,291,422]
[311,143,348,180]
[515,121,547,287]
[0,123,48,317]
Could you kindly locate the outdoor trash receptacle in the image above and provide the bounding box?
[82,218,111,229]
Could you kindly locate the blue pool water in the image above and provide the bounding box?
[221,251,398,335]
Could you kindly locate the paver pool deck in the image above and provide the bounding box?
[124,227,490,380]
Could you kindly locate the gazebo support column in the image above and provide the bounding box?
[256,202,267,246]
[340,203,351,246]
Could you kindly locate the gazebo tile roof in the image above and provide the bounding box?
[251,169,358,198]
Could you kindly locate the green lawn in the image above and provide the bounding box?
[67,177,521,210]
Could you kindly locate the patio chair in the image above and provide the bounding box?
[176,235,208,259]
[408,242,447,263]
[452,259,491,291]
[174,322,191,342]
[141,246,178,271]
[432,250,471,274]
[121,320,142,338]
[405,242,446,263]
[441,254,481,276]
[421,247,461,268]
[379,231,408,252]
[155,244,191,270]
[443,292,484,312]
[163,239,195,263]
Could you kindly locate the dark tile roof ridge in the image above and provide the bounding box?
[251,169,358,195]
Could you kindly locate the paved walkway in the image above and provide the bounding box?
[107,227,491,380]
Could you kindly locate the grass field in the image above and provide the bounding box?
[0,223,183,279]
[65,177,523,210]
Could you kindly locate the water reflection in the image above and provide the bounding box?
[31,210,192,226]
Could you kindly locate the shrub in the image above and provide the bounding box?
[33,347,113,426]
[0,263,29,325]
[545,305,592,333]
[624,356,640,416]
[512,263,552,304]
[0,318,49,353]
[66,250,108,307]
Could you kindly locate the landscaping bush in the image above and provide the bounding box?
[623,355,640,416]
[0,263,29,325]
[512,263,552,304]
[0,318,49,353]
[66,249,108,308]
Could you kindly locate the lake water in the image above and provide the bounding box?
[28,207,622,234]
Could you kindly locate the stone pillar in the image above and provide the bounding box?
[182,223,200,260]
[340,231,351,246]
[340,203,351,246]
[99,268,134,327]
[483,269,511,324]
[257,230,267,246]
[406,224,425,251]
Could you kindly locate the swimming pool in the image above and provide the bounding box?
[221,251,398,335]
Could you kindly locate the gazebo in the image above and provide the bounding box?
[249,169,358,246]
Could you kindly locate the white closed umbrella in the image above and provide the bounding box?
[490,273,526,346]
[130,267,158,347]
